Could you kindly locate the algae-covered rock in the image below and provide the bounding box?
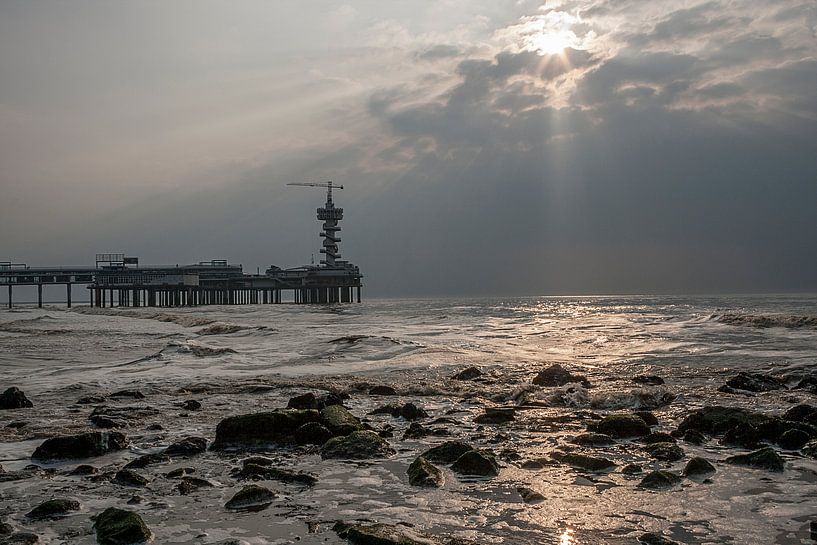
[724,372,783,393]
[233,462,317,486]
[164,436,207,456]
[551,451,616,471]
[450,449,499,476]
[294,422,334,445]
[725,447,785,472]
[93,507,151,545]
[369,402,428,421]
[589,414,650,438]
[420,441,474,464]
[112,469,148,487]
[211,409,321,450]
[778,429,810,450]
[25,499,80,520]
[177,476,214,495]
[407,456,443,487]
[532,364,590,387]
[676,406,775,436]
[0,387,33,410]
[638,470,683,489]
[32,432,127,461]
[224,485,276,510]
[474,408,515,425]
[571,433,615,447]
[683,456,716,477]
[320,405,364,436]
[333,521,448,545]
[320,430,395,460]
[644,442,684,462]
[368,385,398,396]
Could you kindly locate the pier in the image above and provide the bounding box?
[1,182,363,307]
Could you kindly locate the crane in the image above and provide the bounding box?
[287,181,343,203]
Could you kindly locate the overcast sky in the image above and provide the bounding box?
[1,1,815,296]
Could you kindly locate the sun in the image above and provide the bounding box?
[530,30,576,55]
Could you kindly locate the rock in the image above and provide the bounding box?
[639,533,680,545]
[633,411,659,426]
[644,442,684,462]
[112,469,148,487]
[638,470,683,489]
[224,485,275,510]
[25,499,80,520]
[69,464,98,476]
[621,463,643,474]
[570,433,615,447]
[721,422,763,448]
[642,432,675,444]
[0,387,33,410]
[89,406,160,428]
[320,405,364,435]
[474,407,515,425]
[725,447,785,472]
[370,402,428,421]
[211,409,321,450]
[287,392,344,410]
[89,415,128,429]
[724,372,783,393]
[0,522,10,535]
[589,414,651,438]
[180,400,201,411]
[683,457,716,477]
[803,440,817,458]
[420,441,474,464]
[5,421,27,429]
[407,456,443,487]
[551,452,616,471]
[517,486,545,503]
[403,422,449,440]
[93,508,151,545]
[450,449,499,476]
[681,429,706,444]
[164,436,207,456]
[368,385,398,396]
[233,462,318,486]
[676,406,775,436]
[333,522,440,545]
[77,395,106,405]
[147,423,163,431]
[109,390,145,400]
[1,532,39,544]
[32,432,127,461]
[294,422,334,445]
[783,404,817,426]
[532,364,590,387]
[452,367,482,381]
[177,476,214,495]
[778,428,811,450]
[320,430,395,460]
[124,453,170,470]
[633,375,665,386]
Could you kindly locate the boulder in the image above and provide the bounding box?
[0,387,33,410]
[180,400,201,411]
[450,449,499,476]
[676,406,775,436]
[25,499,80,520]
[639,533,680,545]
[407,456,443,487]
[589,414,651,438]
[165,467,196,478]
[724,372,783,393]
[803,440,817,458]
[77,396,105,405]
[32,432,127,461]
[109,390,145,400]
[368,385,398,396]
[333,522,442,545]
[452,367,482,381]
[320,405,364,435]
[633,375,665,386]
[177,477,214,495]
[224,485,275,511]
[474,407,515,425]
[643,442,684,462]
[420,441,474,464]
[633,411,660,426]
[721,422,763,449]
[778,428,810,450]
[783,404,817,426]
[369,403,428,421]
[294,422,334,445]
[164,436,207,456]
[124,453,170,470]
[211,409,321,450]
[570,433,615,447]
[0,532,39,544]
[551,452,615,471]
[233,462,317,486]
[683,457,716,477]
[532,364,590,387]
[93,507,151,545]
[638,470,683,489]
[725,447,785,472]
[320,430,395,460]
[288,392,344,410]
[402,422,449,440]
[621,463,643,474]
[517,486,545,503]
[112,469,148,487]
[69,465,98,476]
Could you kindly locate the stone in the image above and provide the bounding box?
[25,499,80,520]
[642,432,676,444]
[633,411,659,426]
[224,485,275,511]
[369,402,428,421]
[532,364,590,388]
[638,470,683,489]
[783,404,817,425]
[164,436,207,456]
[294,422,334,445]
[420,441,474,464]
[124,453,170,470]
[211,409,321,450]
[77,396,106,405]
[109,390,145,399]
[89,415,128,429]
[333,522,439,545]
[452,367,482,381]
[589,414,651,438]
[93,508,151,545]
[803,440,817,458]
[621,463,643,474]
[724,372,782,393]
[683,457,716,477]
[0,523,10,535]
[233,463,317,486]
[112,469,148,487]
[633,375,665,386]
[320,405,364,435]
[474,407,515,424]
[407,456,443,487]
[644,442,684,462]
[639,533,680,545]
[1,533,39,544]
[32,432,127,461]
[725,447,785,472]
[450,449,499,476]
[571,433,615,447]
[368,385,398,396]
[165,467,196,478]
[778,428,810,450]
[551,451,616,471]
[0,387,33,410]
[681,429,706,445]
[69,464,97,476]
[177,476,214,495]
[180,400,201,411]
[721,423,763,448]
[517,486,545,503]
[287,392,344,410]
[676,406,775,436]
[320,430,396,460]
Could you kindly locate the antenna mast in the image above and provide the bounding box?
[286,181,345,268]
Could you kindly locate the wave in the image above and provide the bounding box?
[122,340,236,365]
[328,334,421,347]
[543,385,676,410]
[71,307,216,327]
[711,312,817,330]
[197,322,258,335]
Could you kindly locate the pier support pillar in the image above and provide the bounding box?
[7,285,11,309]
[357,286,361,303]
[37,284,43,308]
[67,284,72,308]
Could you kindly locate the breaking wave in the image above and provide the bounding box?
[123,340,236,365]
[543,385,676,410]
[71,307,216,327]
[711,312,817,330]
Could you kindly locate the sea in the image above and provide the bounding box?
[0,294,816,544]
